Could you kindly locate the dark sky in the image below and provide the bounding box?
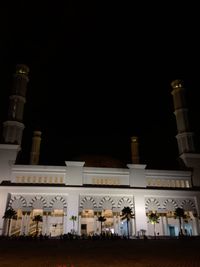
[0,2,200,169]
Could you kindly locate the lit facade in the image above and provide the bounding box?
[0,66,200,238]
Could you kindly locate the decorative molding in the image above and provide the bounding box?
[117,197,134,210]
[80,196,97,209]
[9,195,27,209]
[99,196,115,209]
[145,198,161,211]
[163,199,178,210]
[29,196,47,208]
[181,199,196,211]
[49,196,67,209]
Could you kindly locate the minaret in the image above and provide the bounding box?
[171,79,200,187]
[171,79,195,155]
[0,64,29,183]
[30,131,42,165]
[2,64,29,146]
[131,136,140,164]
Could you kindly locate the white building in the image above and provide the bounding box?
[0,65,200,238]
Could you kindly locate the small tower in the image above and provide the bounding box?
[171,79,195,155]
[131,136,140,164]
[30,131,42,165]
[2,64,29,146]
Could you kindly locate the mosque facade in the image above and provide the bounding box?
[0,65,200,238]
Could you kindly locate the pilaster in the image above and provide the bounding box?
[66,192,79,233]
[134,192,147,233]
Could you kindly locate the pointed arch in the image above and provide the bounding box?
[79,196,97,210]
[9,195,27,210]
[180,199,196,211]
[117,197,134,210]
[163,199,178,211]
[29,196,47,209]
[49,196,67,210]
[99,196,115,210]
[145,198,161,211]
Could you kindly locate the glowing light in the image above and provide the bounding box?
[17,69,27,74]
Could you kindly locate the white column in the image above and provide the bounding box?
[134,193,147,234]
[78,215,82,235]
[160,216,164,236]
[93,215,97,233]
[46,212,51,236]
[4,220,9,236]
[118,215,121,235]
[9,219,13,236]
[20,212,26,235]
[25,212,31,235]
[42,213,47,235]
[60,214,63,235]
[191,218,199,235]
[182,219,186,235]
[131,218,135,236]
[196,218,200,235]
[0,192,9,235]
[96,218,100,234]
[113,216,117,234]
[66,192,79,234]
[63,212,68,234]
[162,216,168,236]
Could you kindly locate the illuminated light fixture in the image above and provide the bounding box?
[17,69,27,74]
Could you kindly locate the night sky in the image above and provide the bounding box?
[0,2,200,169]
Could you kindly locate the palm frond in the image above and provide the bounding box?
[3,208,17,220]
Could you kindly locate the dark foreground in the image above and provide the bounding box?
[0,238,200,267]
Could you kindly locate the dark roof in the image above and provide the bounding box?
[73,154,128,168]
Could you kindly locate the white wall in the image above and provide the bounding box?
[0,144,19,183]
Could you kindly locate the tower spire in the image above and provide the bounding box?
[2,64,29,146]
[171,79,195,155]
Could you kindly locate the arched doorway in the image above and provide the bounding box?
[101,209,114,234]
[29,209,43,236]
[49,209,64,237]
[80,209,95,235]
[10,209,22,236]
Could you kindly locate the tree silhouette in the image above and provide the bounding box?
[147,211,160,238]
[3,208,17,236]
[174,207,186,236]
[121,207,134,239]
[70,215,77,234]
[97,216,106,234]
[33,215,43,236]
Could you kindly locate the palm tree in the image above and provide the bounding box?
[121,206,134,239]
[33,215,43,236]
[97,216,106,234]
[147,211,160,238]
[3,208,17,236]
[70,215,77,234]
[174,207,185,236]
